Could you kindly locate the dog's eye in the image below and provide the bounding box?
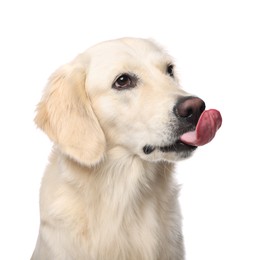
[113,74,136,90]
[167,64,174,77]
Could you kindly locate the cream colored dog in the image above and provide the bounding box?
[31,38,222,260]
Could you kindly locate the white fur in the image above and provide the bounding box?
[31,38,194,260]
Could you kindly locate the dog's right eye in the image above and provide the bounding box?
[167,64,174,78]
[112,74,137,90]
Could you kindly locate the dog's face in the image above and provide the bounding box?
[35,38,205,166]
[84,38,202,163]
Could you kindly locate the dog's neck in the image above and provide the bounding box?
[54,146,176,211]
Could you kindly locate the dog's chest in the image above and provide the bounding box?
[82,199,167,260]
[40,157,181,259]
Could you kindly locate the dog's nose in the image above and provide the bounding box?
[174,96,206,126]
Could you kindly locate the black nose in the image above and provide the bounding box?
[174,96,206,126]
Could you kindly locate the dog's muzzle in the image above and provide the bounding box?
[143,96,222,155]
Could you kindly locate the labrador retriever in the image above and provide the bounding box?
[31,38,222,260]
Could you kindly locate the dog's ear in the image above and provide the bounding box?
[35,64,106,166]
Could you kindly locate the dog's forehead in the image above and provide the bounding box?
[85,38,172,67]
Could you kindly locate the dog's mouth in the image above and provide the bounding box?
[143,109,222,155]
[143,141,197,155]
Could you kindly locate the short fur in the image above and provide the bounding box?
[32,38,196,260]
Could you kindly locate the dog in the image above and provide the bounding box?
[31,38,222,260]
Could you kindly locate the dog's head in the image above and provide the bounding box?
[35,38,221,166]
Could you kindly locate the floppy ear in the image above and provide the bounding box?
[35,64,106,166]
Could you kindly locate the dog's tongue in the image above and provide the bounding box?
[180,109,222,146]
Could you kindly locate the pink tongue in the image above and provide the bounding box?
[180,109,222,146]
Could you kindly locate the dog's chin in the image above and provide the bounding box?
[141,140,197,162]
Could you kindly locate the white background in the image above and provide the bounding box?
[0,0,254,259]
